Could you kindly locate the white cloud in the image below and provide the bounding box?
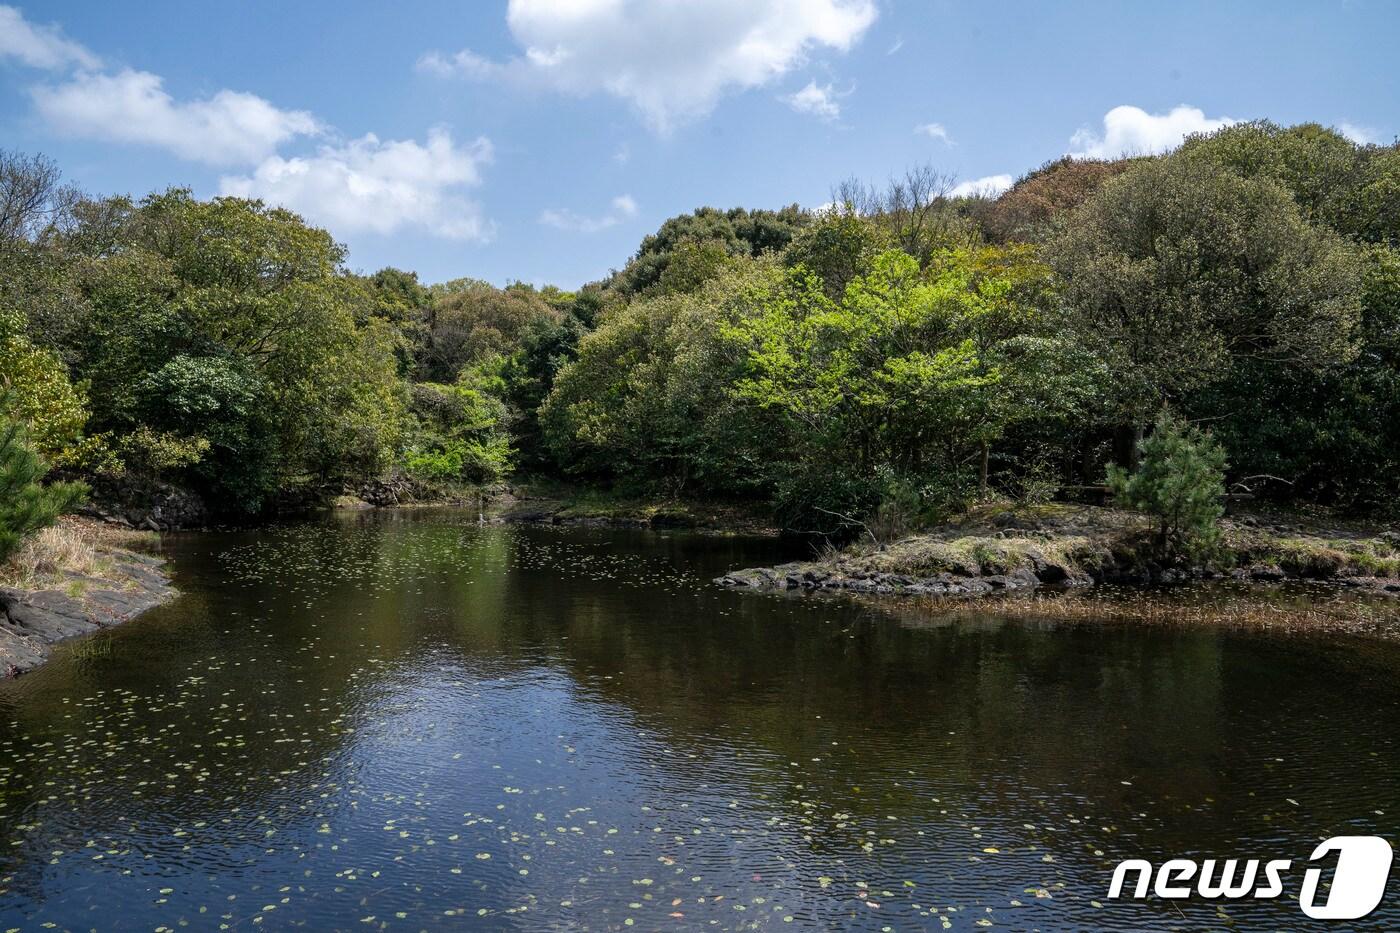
[220,129,495,240]
[1069,104,1235,158]
[416,48,502,80]
[1339,122,1382,145]
[0,5,99,70]
[32,69,320,166]
[950,174,1014,198]
[915,122,951,144]
[784,81,841,121]
[421,0,877,133]
[540,193,639,233]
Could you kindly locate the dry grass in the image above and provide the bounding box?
[0,517,158,590]
[909,586,1400,639]
[822,503,1400,584]
[833,503,1143,579]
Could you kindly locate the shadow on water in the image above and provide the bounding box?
[2,507,1399,930]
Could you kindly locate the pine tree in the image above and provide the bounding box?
[0,400,87,564]
[1108,410,1227,561]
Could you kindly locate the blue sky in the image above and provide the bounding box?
[2,0,1396,288]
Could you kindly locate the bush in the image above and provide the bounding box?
[403,358,514,485]
[404,437,511,484]
[0,407,87,564]
[1108,411,1227,561]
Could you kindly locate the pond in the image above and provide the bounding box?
[2,508,1398,930]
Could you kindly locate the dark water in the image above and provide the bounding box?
[2,509,1399,931]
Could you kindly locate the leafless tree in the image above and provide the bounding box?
[0,150,82,247]
[829,164,970,263]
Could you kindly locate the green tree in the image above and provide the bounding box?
[1108,411,1227,561]
[1051,155,1363,437]
[55,189,408,513]
[0,399,86,563]
[419,280,560,382]
[781,208,890,300]
[405,356,513,485]
[727,247,1100,520]
[1176,121,1376,237]
[542,258,779,493]
[0,306,90,464]
[611,206,808,297]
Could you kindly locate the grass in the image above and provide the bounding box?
[909,585,1400,639]
[1224,527,1400,579]
[814,501,1400,584]
[0,517,158,591]
[835,506,1132,579]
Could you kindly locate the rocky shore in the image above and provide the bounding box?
[717,504,1400,598]
[0,523,176,678]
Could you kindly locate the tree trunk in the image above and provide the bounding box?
[978,440,990,496]
[1113,423,1144,472]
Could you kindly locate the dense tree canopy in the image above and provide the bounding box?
[2,118,1398,540]
[978,156,1137,244]
[1049,156,1362,424]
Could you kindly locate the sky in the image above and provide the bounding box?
[1,1,1396,288]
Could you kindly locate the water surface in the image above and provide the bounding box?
[2,508,1398,930]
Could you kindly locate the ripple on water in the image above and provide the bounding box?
[1,512,1398,930]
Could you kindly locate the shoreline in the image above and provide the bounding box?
[0,519,177,678]
[715,503,1400,600]
[340,481,786,537]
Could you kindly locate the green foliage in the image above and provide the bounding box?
[3,124,1398,533]
[781,209,891,299]
[41,188,409,514]
[1177,121,1378,237]
[404,357,513,485]
[498,309,590,471]
[1108,412,1227,560]
[0,306,90,464]
[542,258,776,493]
[1051,155,1363,423]
[612,206,808,297]
[418,279,561,382]
[0,400,86,563]
[728,245,1099,522]
[113,427,210,475]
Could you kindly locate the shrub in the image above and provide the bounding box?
[0,406,87,564]
[1108,411,1227,561]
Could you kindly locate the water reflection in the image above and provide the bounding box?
[1,509,1398,930]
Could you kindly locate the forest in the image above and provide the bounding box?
[2,119,1398,554]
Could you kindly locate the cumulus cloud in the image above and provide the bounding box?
[0,5,100,70]
[1069,104,1235,158]
[420,0,877,133]
[915,122,951,144]
[32,69,321,166]
[950,174,1014,198]
[784,81,841,121]
[540,193,638,233]
[220,129,495,240]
